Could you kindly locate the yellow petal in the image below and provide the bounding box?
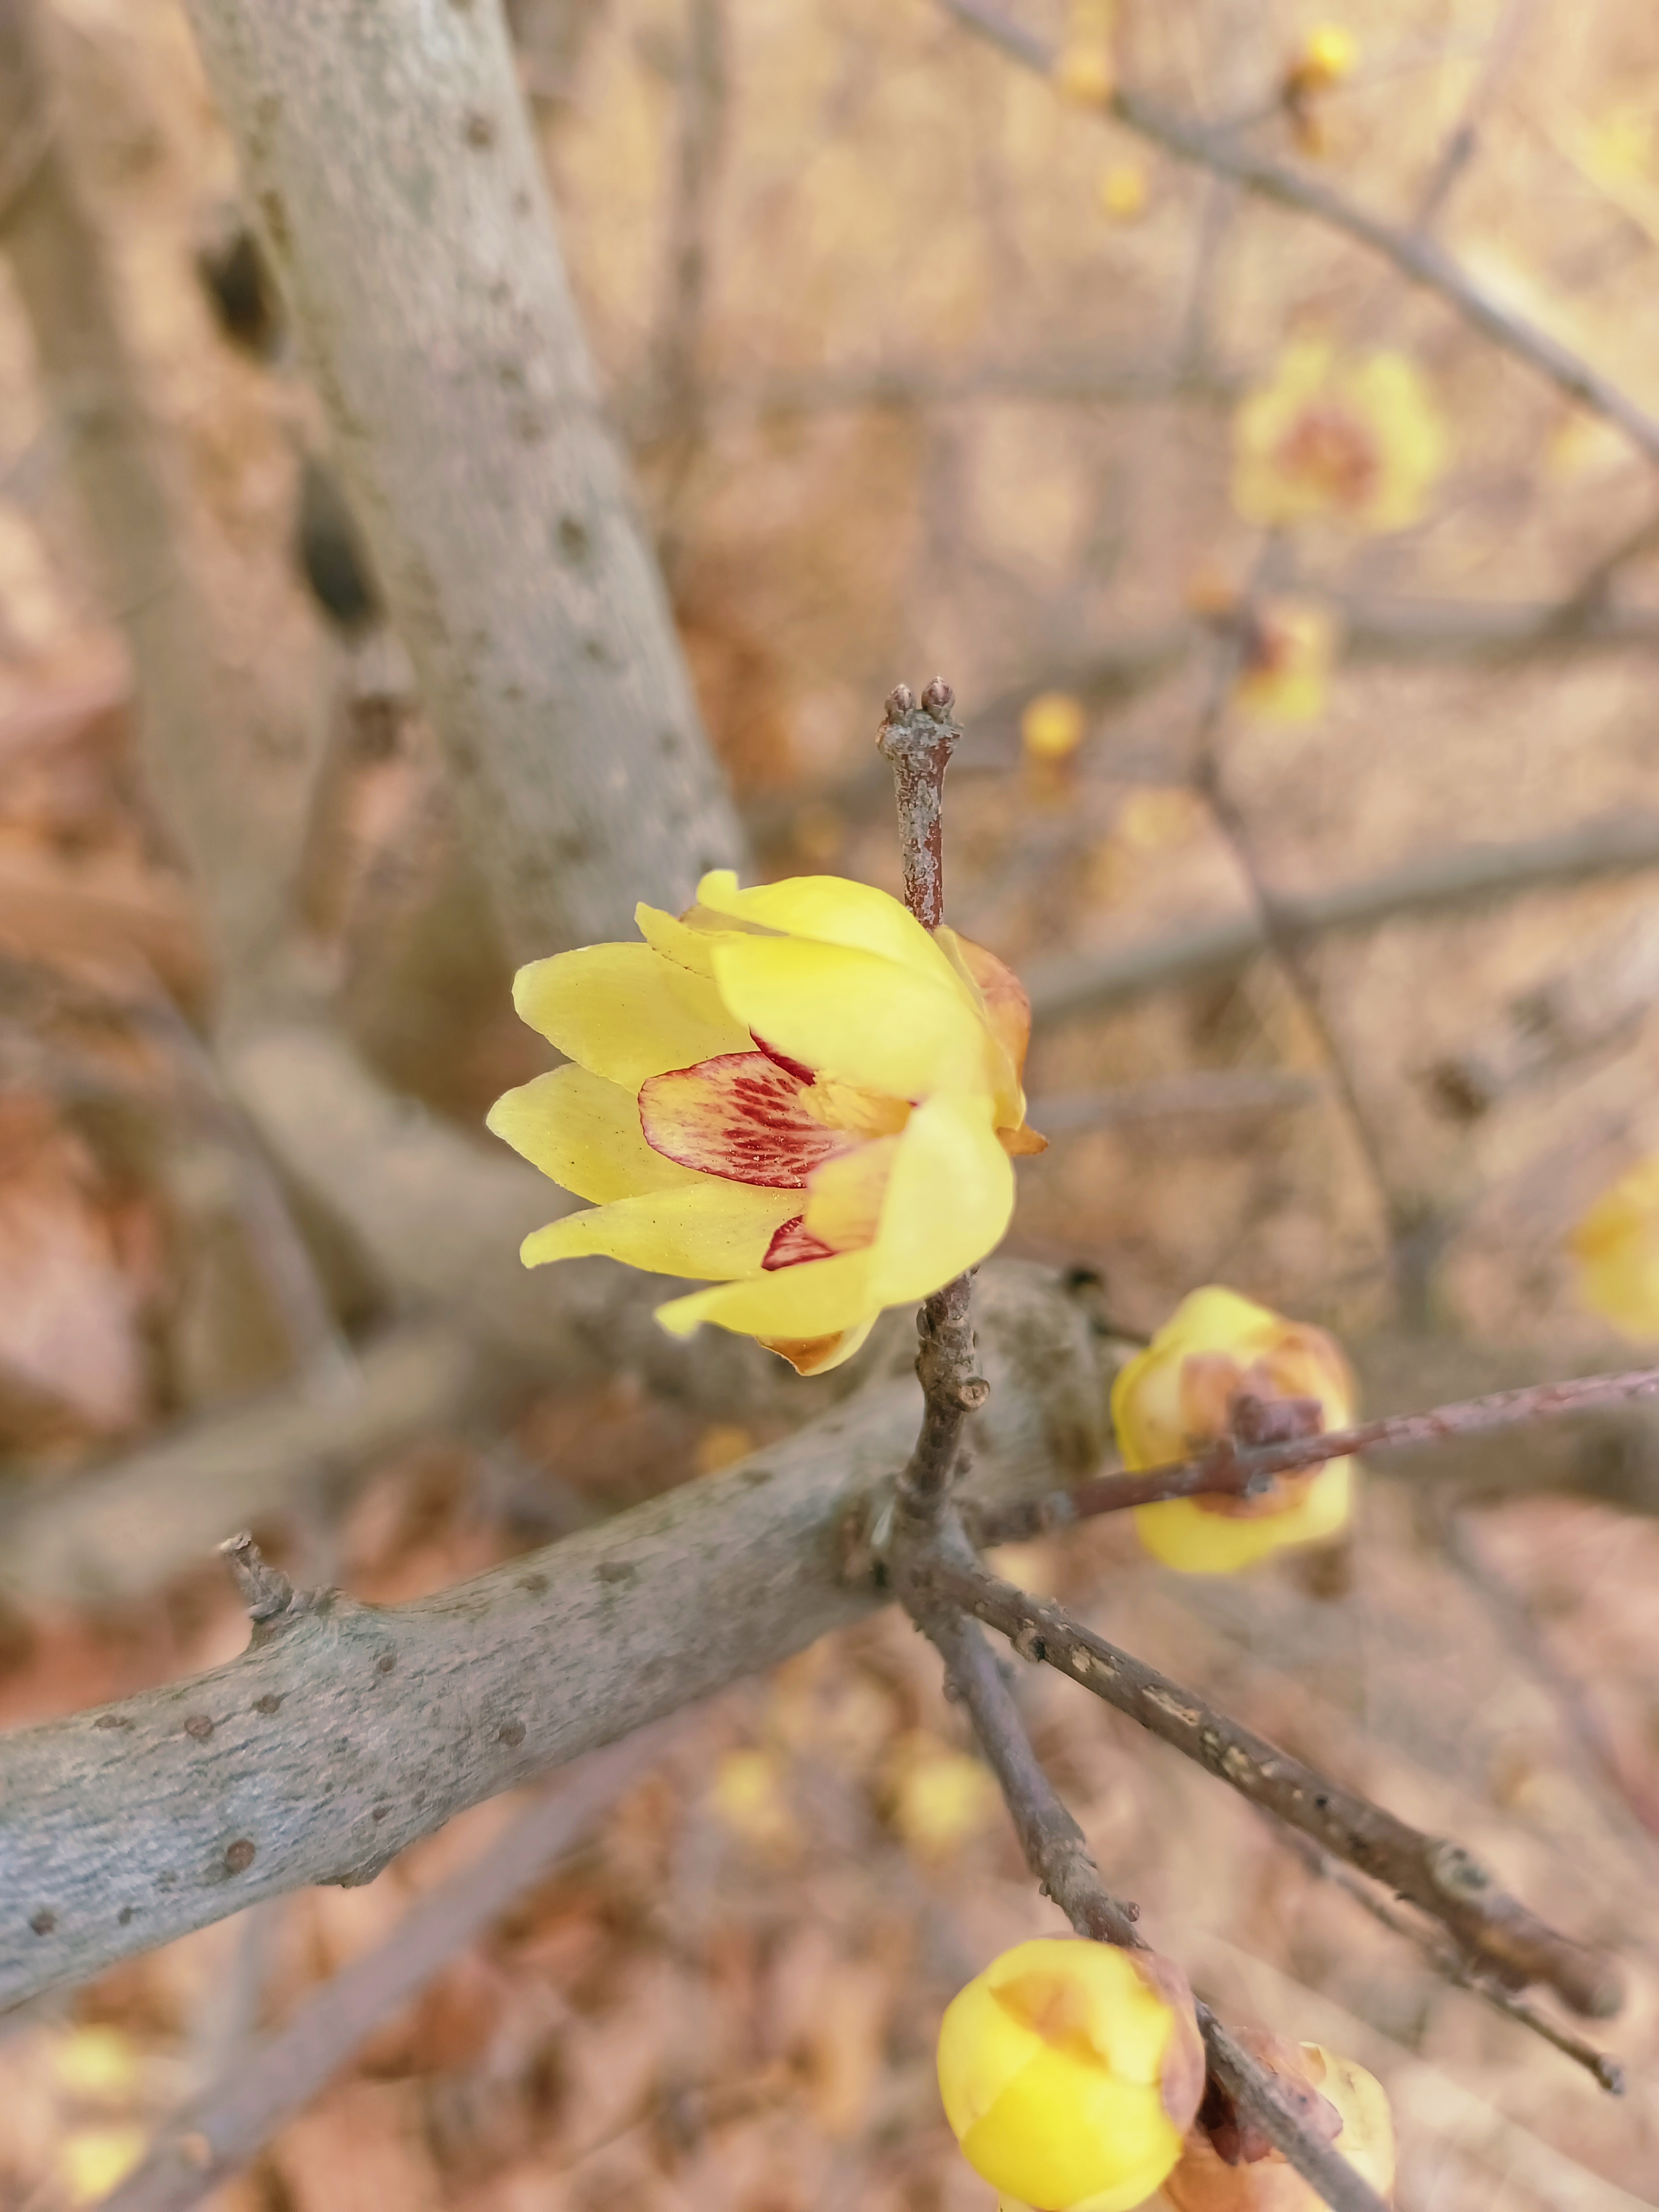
[869,1092,1014,1303]
[487,1065,705,1202]
[655,1249,878,1341]
[513,943,752,1091]
[521,1181,799,1278]
[709,937,992,1099]
[758,1317,876,1374]
[694,868,967,994]
[803,1136,901,1252]
[1134,1457,1354,1573]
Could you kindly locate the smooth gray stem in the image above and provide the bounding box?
[0,1265,1108,2008]
[96,1732,671,2212]
[178,0,747,954]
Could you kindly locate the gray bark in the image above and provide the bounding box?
[0,1264,1110,2008]
[178,0,747,958]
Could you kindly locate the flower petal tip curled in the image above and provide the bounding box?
[490,874,1045,1371]
[938,1938,1204,2212]
[1113,1286,1357,1573]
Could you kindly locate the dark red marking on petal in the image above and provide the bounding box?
[639,1052,854,1189]
[762,1214,838,1270]
[751,1032,817,1084]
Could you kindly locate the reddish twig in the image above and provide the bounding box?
[920,1550,1623,2021]
[973,1361,1659,1545]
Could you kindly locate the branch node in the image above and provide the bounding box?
[218,1533,295,1625]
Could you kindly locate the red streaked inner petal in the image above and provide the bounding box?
[750,1032,817,1084]
[638,1052,856,1189]
[761,1215,839,1271]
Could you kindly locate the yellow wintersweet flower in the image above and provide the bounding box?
[1232,342,1445,533]
[1570,1157,1659,1337]
[1114,1286,1356,1574]
[1165,2037,1395,2211]
[1297,25,1358,90]
[489,871,1046,1376]
[1099,162,1148,220]
[1233,599,1338,724]
[938,1937,1205,2212]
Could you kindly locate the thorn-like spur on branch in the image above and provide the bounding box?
[910,1565,1390,2212]
[877,674,962,932]
[921,1552,1623,2021]
[217,1534,295,1627]
[973,1361,1659,1546]
[938,0,1659,468]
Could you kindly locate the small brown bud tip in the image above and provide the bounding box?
[960,1375,991,1410]
[884,683,914,721]
[921,675,955,718]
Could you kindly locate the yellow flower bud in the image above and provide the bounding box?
[938,1938,1205,2212]
[1165,2037,1395,2211]
[1113,1286,1357,1574]
[1569,1156,1659,1337]
[1233,600,1337,725]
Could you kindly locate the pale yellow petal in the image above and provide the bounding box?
[1134,1458,1354,1573]
[694,868,966,993]
[521,1182,799,1278]
[513,943,751,1091]
[486,1065,704,1202]
[709,937,991,1098]
[868,1093,1014,1303]
[655,1250,878,1340]
[803,1135,901,1252]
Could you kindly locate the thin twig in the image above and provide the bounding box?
[1186,592,1425,1310]
[938,0,1659,467]
[92,1731,670,2212]
[1409,0,1534,234]
[876,677,988,1535]
[1277,1826,1626,2094]
[920,1551,1623,2020]
[912,1572,1390,2212]
[1024,810,1659,1027]
[974,1359,1659,1544]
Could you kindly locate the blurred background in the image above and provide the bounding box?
[2,0,1659,2204]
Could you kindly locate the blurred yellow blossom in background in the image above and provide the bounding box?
[710,1747,800,1856]
[1055,0,1116,108]
[1234,599,1339,724]
[1021,691,1087,762]
[1232,342,1445,532]
[938,1937,1205,2212]
[1098,162,1148,220]
[1114,1286,1357,1573]
[886,1733,999,1860]
[1569,1157,1659,1336]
